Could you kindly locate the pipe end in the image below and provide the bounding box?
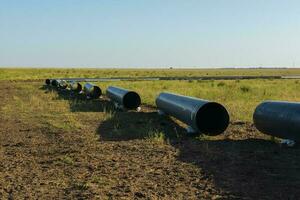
[45,79,51,85]
[92,86,102,98]
[51,80,58,87]
[123,91,141,110]
[77,83,82,92]
[196,102,230,135]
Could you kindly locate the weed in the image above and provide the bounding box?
[60,156,74,165]
[103,109,115,121]
[240,86,251,92]
[217,82,226,87]
[147,130,166,144]
[73,182,90,190]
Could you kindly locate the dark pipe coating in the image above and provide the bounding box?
[106,86,141,110]
[84,83,102,99]
[253,101,300,141]
[156,92,229,136]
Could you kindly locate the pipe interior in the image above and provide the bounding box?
[196,102,229,135]
[77,83,82,92]
[123,92,141,109]
[45,79,51,85]
[92,86,102,98]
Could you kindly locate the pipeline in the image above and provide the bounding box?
[51,79,59,87]
[48,79,68,89]
[57,80,68,89]
[83,83,102,99]
[45,79,51,85]
[106,86,141,110]
[156,92,230,136]
[253,101,300,142]
[69,81,82,93]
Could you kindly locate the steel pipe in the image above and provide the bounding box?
[156,92,230,136]
[57,80,68,89]
[51,79,59,87]
[83,83,102,99]
[253,101,300,141]
[69,81,82,92]
[106,86,141,110]
[45,79,51,85]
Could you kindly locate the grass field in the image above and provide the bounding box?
[0,68,300,199]
[1,68,300,80]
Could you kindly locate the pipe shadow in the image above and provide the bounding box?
[40,85,115,112]
[97,110,187,141]
[176,138,300,199]
[96,109,300,199]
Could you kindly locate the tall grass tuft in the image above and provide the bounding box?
[147,129,166,144]
[240,86,251,93]
[217,82,226,87]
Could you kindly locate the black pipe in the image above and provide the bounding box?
[156,92,230,136]
[83,83,102,99]
[253,101,300,141]
[69,81,82,92]
[51,79,59,87]
[106,86,141,110]
[45,79,51,85]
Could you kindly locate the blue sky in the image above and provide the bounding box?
[0,0,300,68]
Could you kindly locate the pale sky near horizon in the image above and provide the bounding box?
[0,0,300,68]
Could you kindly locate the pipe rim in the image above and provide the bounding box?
[77,83,82,92]
[92,86,102,98]
[51,80,58,87]
[195,102,230,135]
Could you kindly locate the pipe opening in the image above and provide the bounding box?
[71,83,82,92]
[196,102,229,135]
[91,86,102,98]
[76,83,82,92]
[45,79,51,85]
[123,92,141,109]
[51,80,58,87]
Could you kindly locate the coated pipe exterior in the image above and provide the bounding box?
[69,81,82,92]
[106,86,141,110]
[156,92,230,136]
[57,80,68,89]
[253,101,300,141]
[84,83,102,99]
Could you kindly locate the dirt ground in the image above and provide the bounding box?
[0,80,299,199]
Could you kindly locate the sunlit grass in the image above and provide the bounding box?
[2,69,300,144]
[1,68,300,80]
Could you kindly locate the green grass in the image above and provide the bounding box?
[1,69,300,199]
[2,69,300,124]
[90,79,300,121]
[1,68,300,80]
